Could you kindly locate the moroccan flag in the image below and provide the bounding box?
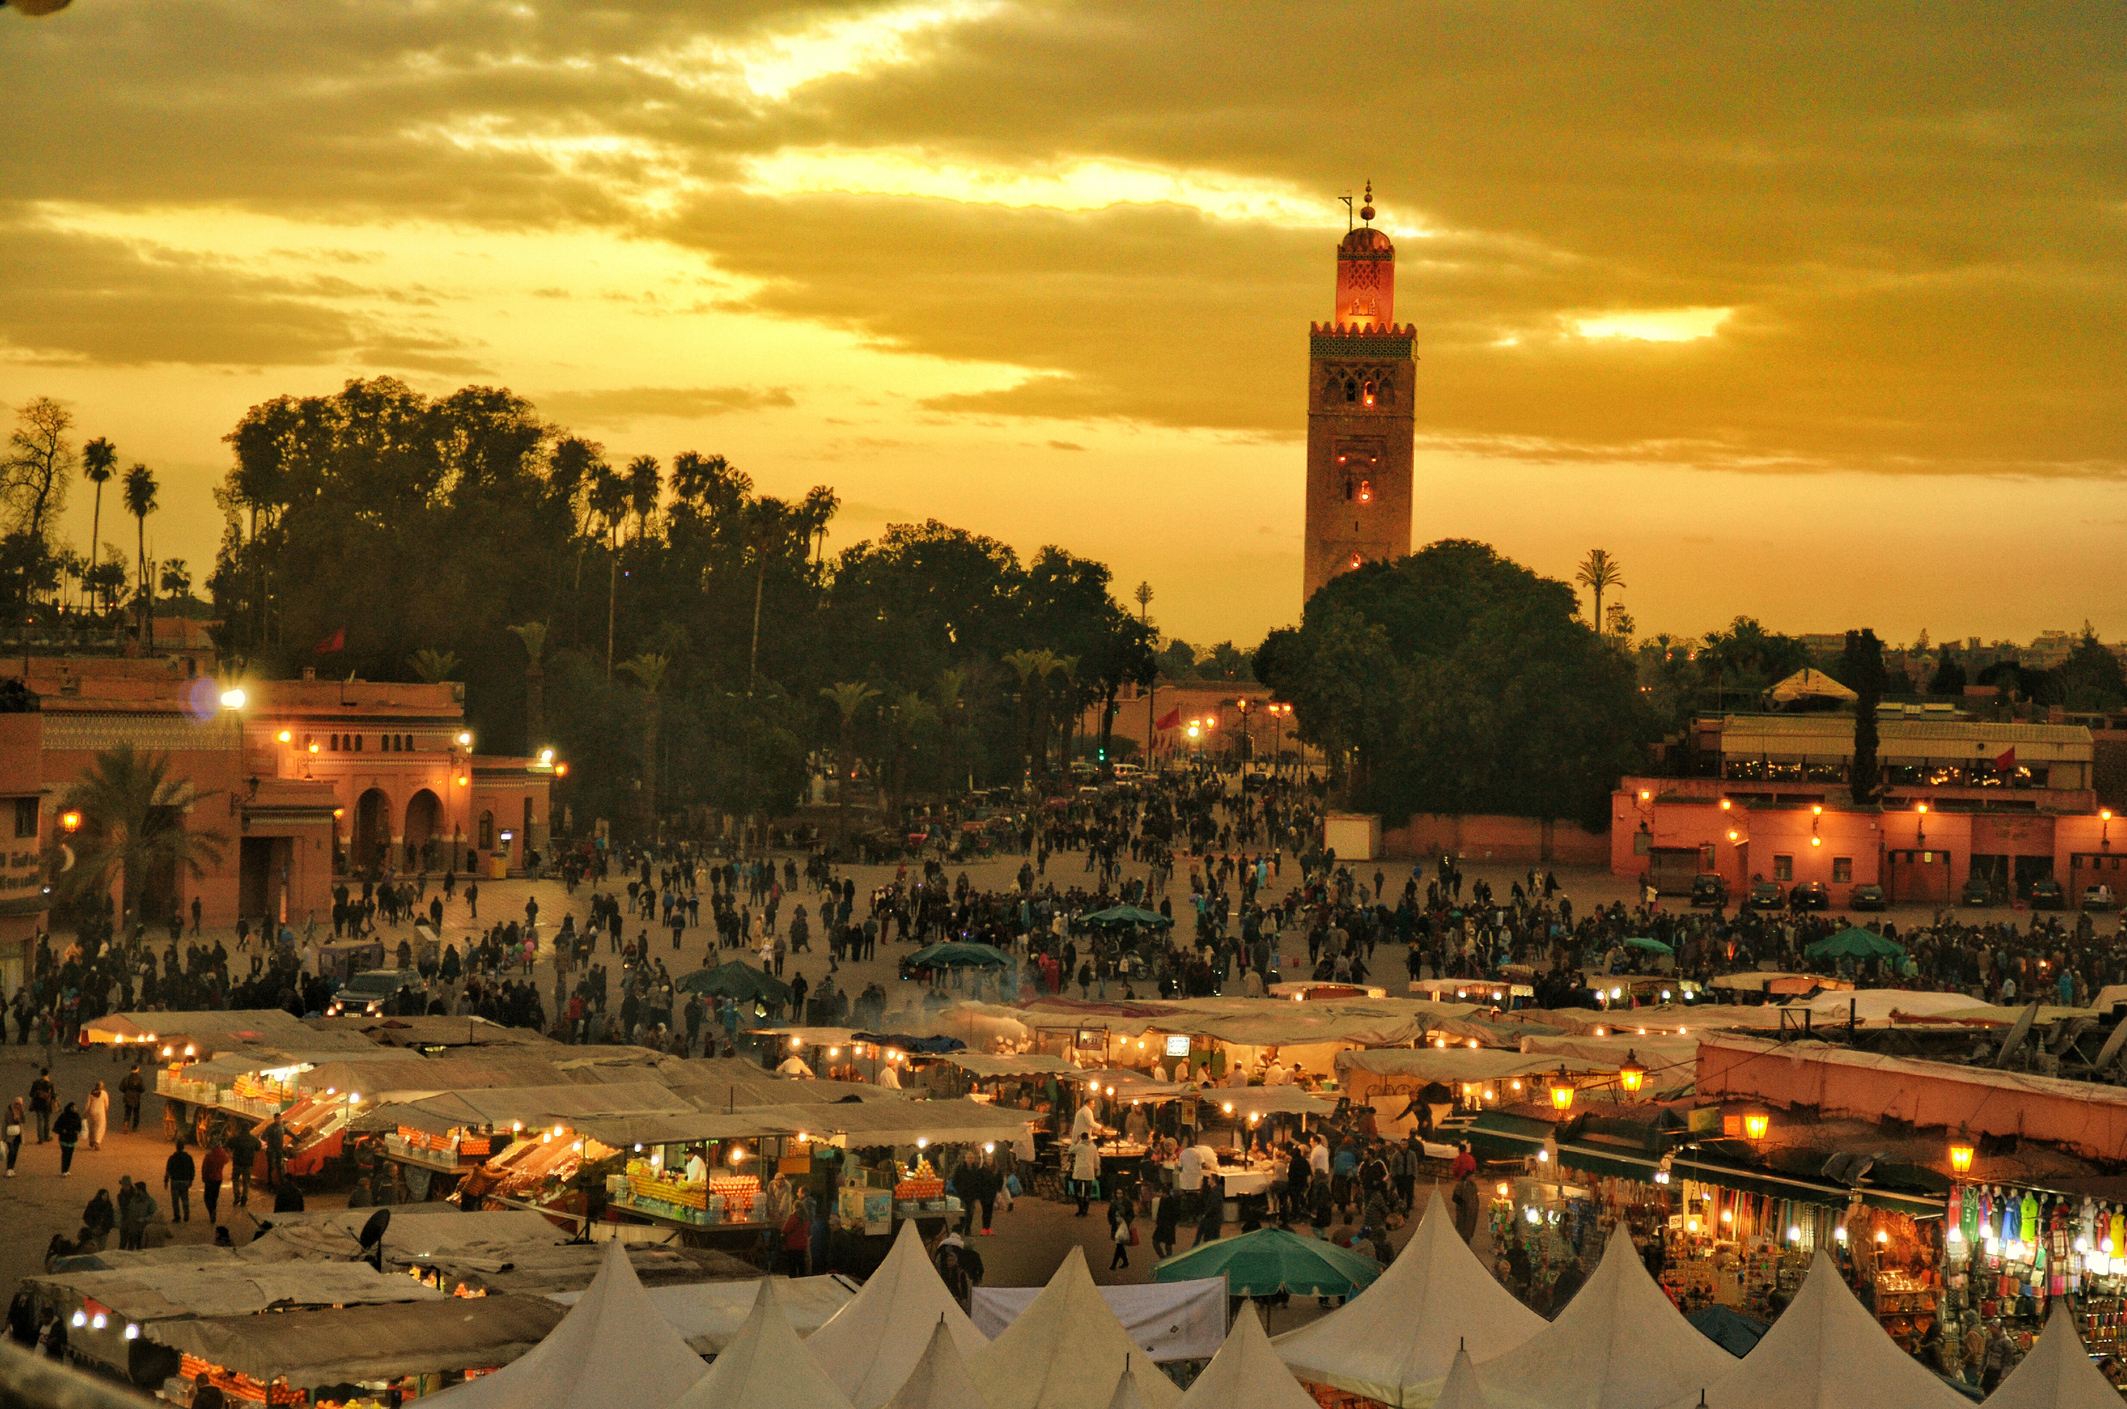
[1995,746,2017,773]
[314,627,346,654]
[1155,708,1182,731]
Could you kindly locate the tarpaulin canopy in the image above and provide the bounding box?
[1470,1229,1733,1409]
[1659,1252,1965,1409]
[966,1247,1183,1409]
[421,1239,707,1409]
[1685,1305,1767,1357]
[1193,1085,1335,1119]
[1152,1227,1380,1299]
[808,1222,991,1409]
[1519,1035,1699,1090]
[672,1276,853,1409]
[883,1320,994,1409]
[1623,936,1674,955]
[1804,927,1906,962]
[677,961,793,1003]
[29,1262,443,1323]
[908,943,1011,968]
[548,1273,856,1354]
[147,1296,564,1389]
[1273,1192,1544,1403]
[375,1081,694,1137]
[1014,996,1479,1048]
[1336,1049,1608,1086]
[1079,906,1174,928]
[971,1277,1227,1363]
[1985,1305,2123,1409]
[940,1053,1095,1082]
[853,1032,969,1054]
[1175,1304,1320,1409]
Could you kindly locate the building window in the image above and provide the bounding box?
[328,735,339,752]
[1832,857,1853,883]
[1344,378,1357,403]
[12,798,37,840]
[353,734,363,752]
[478,810,494,850]
[1774,854,1793,881]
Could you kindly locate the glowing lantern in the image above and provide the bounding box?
[1742,1110,1770,1142]
[1548,1072,1577,1113]
[1618,1051,1646,1095]
[1949,1131,1975,1175]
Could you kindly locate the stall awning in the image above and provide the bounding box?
[1335,1049,1608,1085]
[940,1054,1095,1082]
[147,1295,566,1387]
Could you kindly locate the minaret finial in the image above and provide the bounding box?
[1360,180,1375,225]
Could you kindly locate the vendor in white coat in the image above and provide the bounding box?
[1069,1131,1100,1217]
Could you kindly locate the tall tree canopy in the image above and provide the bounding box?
[1256,539,1650,828]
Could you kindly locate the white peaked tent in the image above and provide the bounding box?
[1984,1305,2123,1409]
[810,1221,991,1408]
[1474,1228,1734,1409]
[884,1320,995,1409]
[1101,1361,1166,1409]
[1177,1304,1318,1409]
[673,1276,854,1409]
[1437,1348,1490,1409]
[1659,1252,1965,1409]
[422,1239,705,1409]
[1275,1191,1545,1403]
[966,1247,1183,1409]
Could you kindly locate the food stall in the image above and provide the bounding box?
[1940,1179,2127,1362]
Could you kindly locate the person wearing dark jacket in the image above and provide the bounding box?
[51,1103,82,1175]
[165,1142,197,1222]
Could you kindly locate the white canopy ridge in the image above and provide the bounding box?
[809,1220,990,1407]
[966,1247,1182,1409]
[673,1273,854,1409]
[1984,1304,2122,1409]
[1177,1304,1318,1409]
[883,1318,996,1409]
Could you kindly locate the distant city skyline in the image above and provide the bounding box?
[3,4,2122,645]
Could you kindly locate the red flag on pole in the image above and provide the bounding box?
[1154,708,1182,731]
[1994,746,2017,773]
[314,627,345,654]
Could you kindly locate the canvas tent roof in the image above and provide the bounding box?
[147,1296,564,1388]
[966,1247,1182,1409]
[1471,1228,1733,1409]
[548,1273,856,1354]
[672,1275,854,1409]
[423,1239,707,1409]
[1436,1349,1489,1409]
[1982,1305,2121,1409]
[1176,1304,1318,1409]
[1659,1252,1965,1409]
[1274,1192,1544,1403]
[941,1053,1095,1082]
[373,1081,695,1136]
[883,1320,997,1409]
[29,1262,442,1323]
[808,1221,992,1408]
[1335,1049,1607,1086]
[1766,668,1859,704]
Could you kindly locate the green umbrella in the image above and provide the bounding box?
[1152,1226,1382,1297]
[908,942,1010,969]
[1080,905,1173,929]
[677,960,793,1003]
[1622,936,1674,955]
[1804,926,1905,962]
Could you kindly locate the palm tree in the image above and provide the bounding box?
[158,559,190,613]
[742,497,798,696]
[58,745,227,936]
[121,463,157,649]
[889,691,938,811]
[1001,650,1040,788]
[1575,549,1624,632]
[587,465,629,676]
[508,622,548,748]
[407,648,460,684]
[820,681,879,848]
[624,454,661,544]
[618,653,669,833]
[81,437,114,582]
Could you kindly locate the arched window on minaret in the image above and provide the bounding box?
[1344,378,1357,403]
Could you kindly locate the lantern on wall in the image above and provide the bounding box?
[1742,1110,1771,1142]
[1618,1051,1647,1095]
[1949,1127,1976,1175]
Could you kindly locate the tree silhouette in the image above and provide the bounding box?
[1575,548,1624,631]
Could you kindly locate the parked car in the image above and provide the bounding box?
[1961,875,1996,906]
[2085,884,2119,912]
[1848,883,1888,911]
[2029,878,2066,910]
[1689,874,1728,908]
[326,969,426,1018]
[1744,880,1783,911]
[1788,881,1831,911]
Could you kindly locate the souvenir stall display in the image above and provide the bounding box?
[1942,1182,2127,1360]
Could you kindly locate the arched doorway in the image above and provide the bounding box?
[405,789,441,870]
[353,788,392,873]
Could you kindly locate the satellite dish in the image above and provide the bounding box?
[4,0,76,14]
[358,1208,391,1271]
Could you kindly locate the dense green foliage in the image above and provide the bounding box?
[1256,540,1651,827]
[206,378,1154,834]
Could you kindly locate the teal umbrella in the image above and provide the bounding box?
[1804,926,1905,962]
[908,942,1009,969]
[1153,1226,1382,1297]
[1622,936,1674,955]
[1080,905,1173,929]
[677,960,793,1003]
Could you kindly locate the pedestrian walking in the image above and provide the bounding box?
[28,1068,53,1143]
[165,1141,196,1222]
[201,1142,228,1224]
[264,1113,286,1188]
[3,1097,21,1177]
[52,1102,81,1176]
[1109,1199,1134,1270]
[119,1065,144,1132]
[227,1122,260,1207]
[84,1083,109,1150]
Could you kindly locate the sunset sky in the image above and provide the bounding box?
[3,3,2123,648]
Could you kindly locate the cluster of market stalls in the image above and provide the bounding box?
[80,1007,1036,1239]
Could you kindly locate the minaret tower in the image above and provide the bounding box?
[1303,181,1416,604]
